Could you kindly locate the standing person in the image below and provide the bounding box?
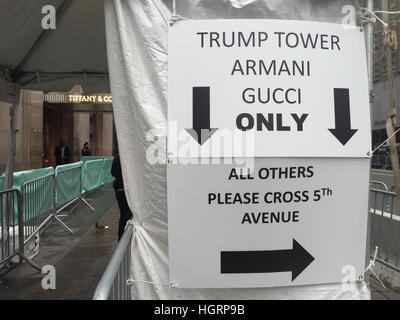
[81,142,92,156]
[111,153,133,241]
[54,140,70,166]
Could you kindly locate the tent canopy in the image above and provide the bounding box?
[0,0,109,93]
[0,0,358,94]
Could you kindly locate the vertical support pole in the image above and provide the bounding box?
[2,87,20,254]
[364,0,375,102]
[382,0,400,210]
[17,190,24,259]
[363,0,374,273]
[4,88,20,190]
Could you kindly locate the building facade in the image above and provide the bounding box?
[0,89,115,173]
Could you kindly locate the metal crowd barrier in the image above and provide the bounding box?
[55,164,94,214]
[21,173,72,244]
[370,181,389,192]
[93,223,133,300]
[369,188,400,272]
[102,158,115,186]
[0,158,114,276]
[83,159,105,193]
[0,189,40,275]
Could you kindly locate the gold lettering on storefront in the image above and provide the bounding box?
[67,94,112,103]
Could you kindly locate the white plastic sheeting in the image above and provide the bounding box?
[104,0,370,299]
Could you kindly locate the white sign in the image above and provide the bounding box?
[167,158,369,288]
[168,19,371,158]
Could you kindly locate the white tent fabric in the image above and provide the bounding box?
[0,0,109,93]
[105,0,370,299]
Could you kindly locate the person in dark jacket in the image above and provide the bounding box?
[54,140,70,166]
[111,153,133,240]
[81,142,92,156]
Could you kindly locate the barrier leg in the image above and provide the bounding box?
[51,214,73,234]
[19,253,41,272]
[81,196,95,213]
[40,214,74,235]
[24,213,73,245]
[57,196,95,215]
[24,215,52,244]
[0,252,41,276]
[63,200,81,214]
[56,197,80,214]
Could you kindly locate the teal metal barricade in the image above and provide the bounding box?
[1,156,117,274]
[81,156,113,163]
[55,161,95,213]
[21,173,72,244]
[0,188,40,275]
[11,167,54,223]
[12,167,54,189]
[3,157,115,251]
[83,159,105,193]
[102,158,115,185]
[55,162,83,207]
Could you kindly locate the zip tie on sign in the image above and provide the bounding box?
[360,8,400,29]
[359,7,389,29]
[365,246,387,289]
[126,278,176,288]
[170,0,191,26]
[358,10,376,25]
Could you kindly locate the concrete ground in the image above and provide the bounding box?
[0,186,119,300]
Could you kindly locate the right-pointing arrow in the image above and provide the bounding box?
[328,88,358,146]
[221,239,314,282]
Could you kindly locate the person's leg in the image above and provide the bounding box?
[115,191,133,241]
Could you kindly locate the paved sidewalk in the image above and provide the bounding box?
[0,187,119,300]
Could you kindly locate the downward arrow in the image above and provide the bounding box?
[221,239,314,282]
[328,88,358,146]
[185,87,218,145]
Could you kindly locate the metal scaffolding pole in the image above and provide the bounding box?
[382,0,400,208]
[2,86,20,252]
[364,0,375,101]
[3,88,20,191]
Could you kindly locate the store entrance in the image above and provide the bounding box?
[43,103,114,167]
